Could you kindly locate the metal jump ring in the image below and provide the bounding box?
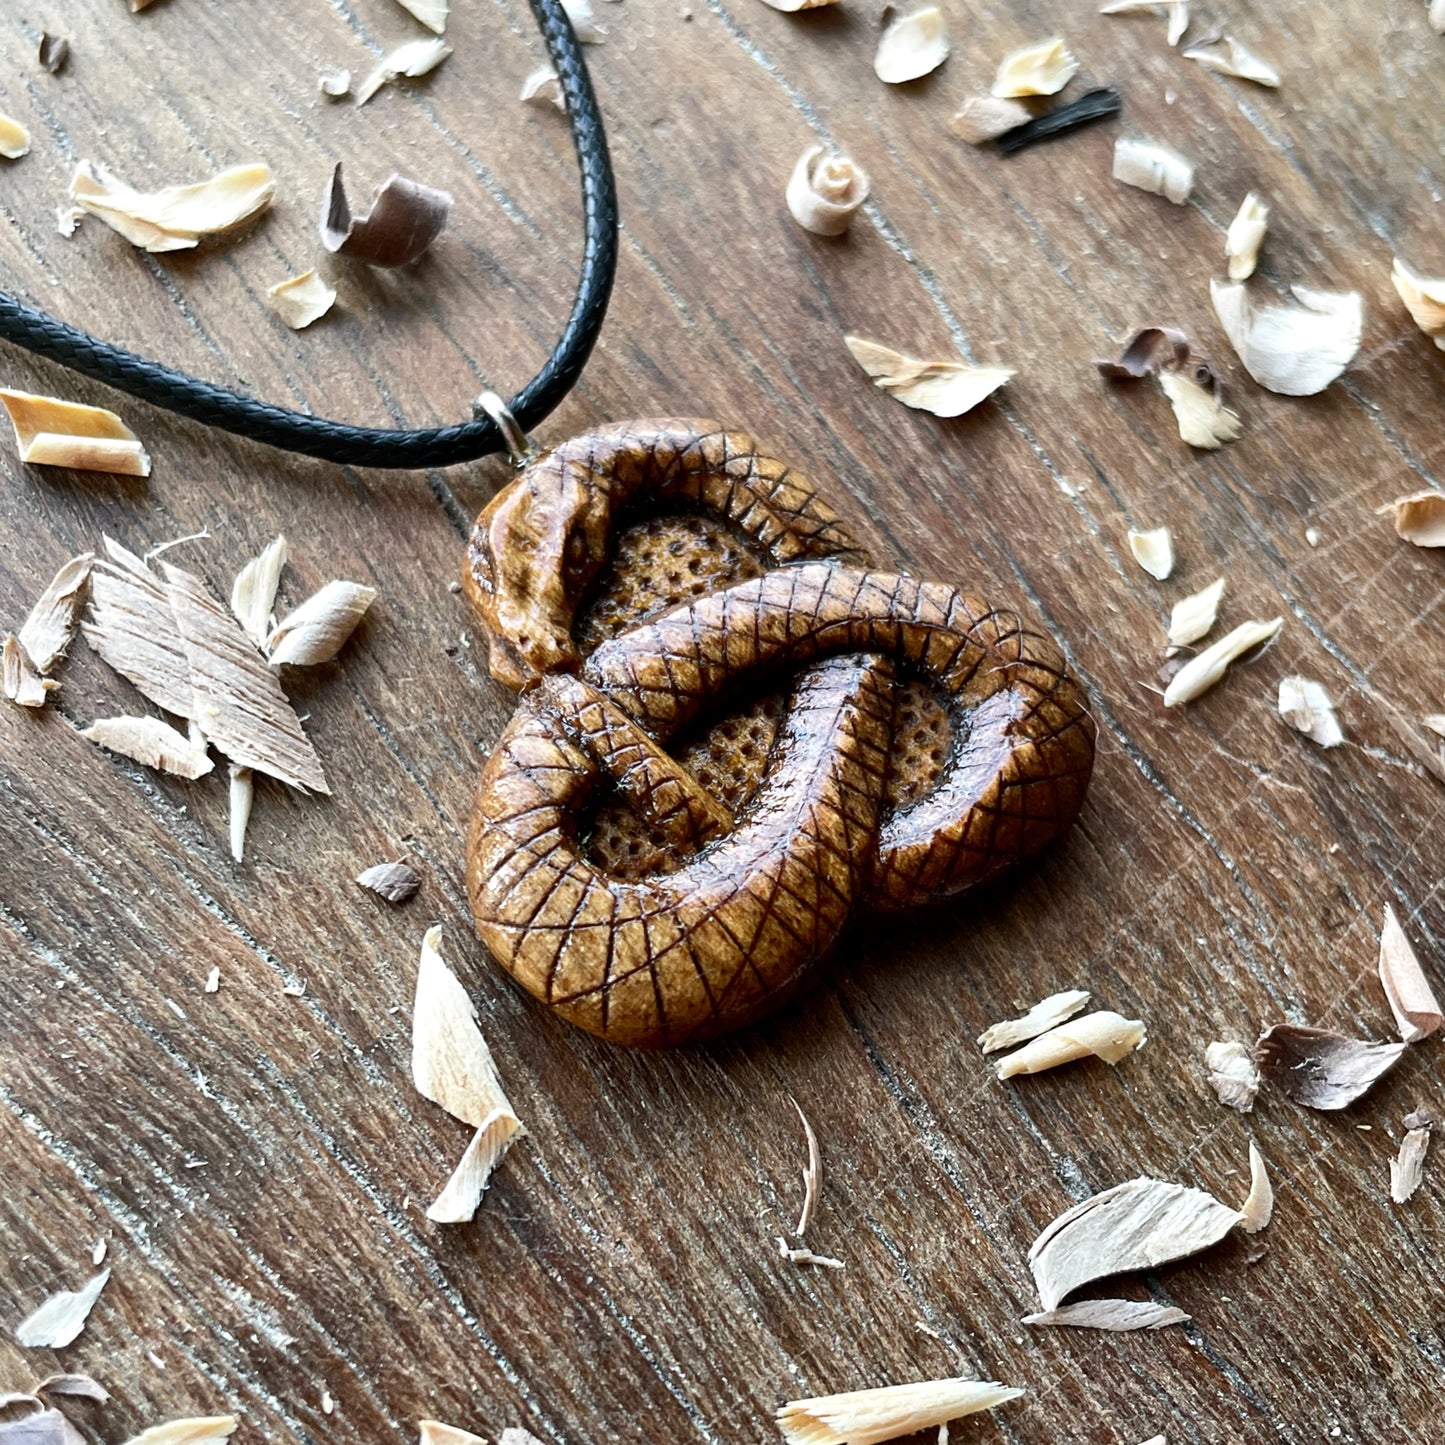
[473,391,539,468]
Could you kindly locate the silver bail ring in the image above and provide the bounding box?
[473,390,538,468]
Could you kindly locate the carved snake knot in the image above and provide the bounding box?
[463,420,1096,1048]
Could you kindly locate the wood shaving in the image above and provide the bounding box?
[230,536,288,648]
[1162,617,1282,707]
[1204,1039,1259,1111]
[1210,281,1362,396]
[1182,35,1281,86]
[0,116,31,160]
[1128,527,1174,581]
[1391,258,1445,350]
[355,36,452,105]
[69,161,274,252]
[1432,0,1445,33]
[34,1377,108,1405]
[38,35,69,75]
[874,8,949,85]
[777,1378,1023,1445]
[1238,1140,1272,1233]
[977,988,1090,1054]
[356,861,423,903]
[265,580,377,666]
[995,1009,1146,1079]
[995,88,1121,154]
[320,165,453,267]
[776,1239,845,1269]
[396,0,449,32]
[14,1271,110,1348]
[992,37,1077,97]
[81,716,213,779]
[3,634,58,707]
[56,206,85,237]
[1021,1299,1190,1330]
[791,1098,823,1236]
[1158,367,1241,449]
[520,66,565,109]
[0,1402,83,1445]
[1028,1176,1239,1311]
[562,0,607,43]
[1390,1108,1433,1204]
[17,553,93,674]
[1099,0,1189,47]
[787,147,870,236]
[949,96,1030,144]
[1257,1024,1406,1110]
[283,980,307,998]
[418,1424,487,1445]
[320,69,352,98]
[267,270,336,330]
[0,389,150,476]
[1426,714,1445,739]
[1226,193,1269,281]
[413,926,524,1222]
[1378,903,1441,1043]
[757,0,841,9]
[1095,326,1190,380]
[845,336,1012,416]
[119,1421,237,1445]
[1277,676,1344,748]
[205,966,221,993]
[1112,136,1194,203]
[1376,489,1445,547]
[498,1432,546,1445]
[1168,578,1225,652]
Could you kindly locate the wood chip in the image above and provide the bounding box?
[995,1009,1146,1079]
[225,764,252,862]
[356,861,422,904]
[320,69,352,99]
[1167,577,1225,652]
[1128,527,1174,581]
[1099,0,1188,46]
[1238,1140,1272,1233]
[1277,676,1344,748]
[1226,192,1269,281]
[34,1377,108,1405]
[1378,903,1441,1043]
[0,116,32,160]
[3,634,57,707]
[230,535,288,648]
[1028,1177,1239,1311]
[777,1378,1023,1445]
[787,147,869,236]
[205,966,221,993]
[1204,1039,1259,1111]
[81,716,214,779]
[418,1424,487,1445]
[520,66,565,109]
[845,336,1012,416]
[1390,1107,1433,1204]
[1257,1024,1406,1110]
[1158,367,1241,449]
[498,1432,546,1445]
[17,553,94,674]
[14,1270,110,1348]
[267,270,336,330]
[874,8,949,85]
[757,0,841,9]
[777,1239,845,1269]
[413,926,524,1222]
[320,164,453,267]
[977,989,1090,1054]
[119,1420,237,1445]
[1162,617,1282,707]
[1392,257,1445,350]
[396,0,449,32]
[265,580,376,666]
[1021,1299,1190,1330]
[992,37,1076,97]
[1210,281,1363,396]
[950,96,1031,144]
[0,390,150,476]
[0,1402,84,1445]
[1376,489,1445,547]
[791,1098,823,1236]
[1112,136,1194,203]
[69,161,274,252]
[1182,35,1281,86]
[38,35,70,75]
[562,0,607,43]
[355,36,451,104]
[1432,0,1445,33]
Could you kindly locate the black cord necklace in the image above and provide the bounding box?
[0,0,617,470]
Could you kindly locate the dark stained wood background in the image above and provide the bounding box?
[2,0,1442,1441]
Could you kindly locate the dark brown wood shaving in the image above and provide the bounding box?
[1096,327,1191,380]
[996,88,1122,156]
[38,35,69,74]
[319,164,452,267]
[1257,1024,1407,1110]
[355,860,422,903]
[33,1378,107,1406]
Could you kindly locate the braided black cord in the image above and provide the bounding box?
[0,0,617,469]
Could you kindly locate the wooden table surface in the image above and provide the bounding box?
[2,1,1442,1442]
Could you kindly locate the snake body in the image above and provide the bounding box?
[465,422,1095,1047]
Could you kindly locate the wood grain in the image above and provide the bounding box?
[1,2,1441,1442]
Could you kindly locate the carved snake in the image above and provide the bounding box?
[464,422,1095,1047]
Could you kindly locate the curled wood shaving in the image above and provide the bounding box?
[320,164,453,267]
[1128,527,1173,581]
[265,580,376,666]
[1204,1038,1259,1111]
[1390,1108,1433,1204]
[787,147,870,236]
[1162,617,1282,707]
[1021,1299,1190,1330]
[992,37,1076,97]
[0,390,150,476]
[0,116,31,160]
[1182,35,1280,86]
[320,69,352,99]
[845,336,1012,416]
[977,988,1089,1054]
[81,716,213,779]
[1099,0,1189,47]
[1112,136,1194,204]
[950,96,1030,144]
[1378,903,1441,1043]
[1168,578,1225,652]
[1028,1177,1239,1311]
[1257,1024,1406,1110]
[3,634,58,707]
[17,553,93,674]
[396,0,449,32]
[777,1378,1023,1445]
[38,35,70,74]
[267,270,336,330]
[355,36,452,105]
[995,1010,1145,1079]
[1226,193,1269,281]
[119,1420,237,1445]
[69,161,274,252]
[791,1098,822,1236]
[1210,281,1363,396]
[1238,1140,1272,1233]
[14,1271,110,1349]
[1392,258,1445,350]
[520,66,565,109]
[413,926,524,1222]
[230,536,288,648]
[562,0,607,43]
[418,1423,487,1445]
[874,8,949,85]
[34,1377,108,1405]
[1376,489,1445,547]
[356,860,422,903]
[777,1239,845,1269]
[1095,326,1190,380]
[1158,367,1241,449]
[1277,676,1343,748]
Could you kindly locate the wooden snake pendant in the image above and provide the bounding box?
[463,421,1096,1047]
